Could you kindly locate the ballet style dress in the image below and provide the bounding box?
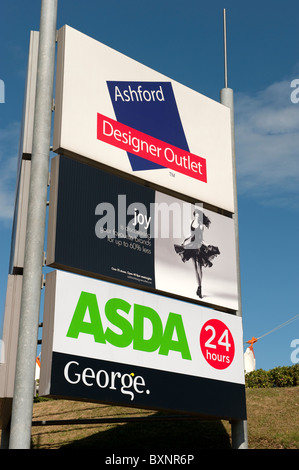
[174,221,220,298]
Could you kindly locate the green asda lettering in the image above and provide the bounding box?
[66,292,191,360]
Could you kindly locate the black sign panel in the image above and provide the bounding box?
[47,156,238,311]
[48,155,156,288]
[49,351,246,420]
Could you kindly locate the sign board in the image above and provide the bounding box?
[18,30,39,159]
[9,160,31,273]
[47,156,238,311]
[9,30,39,273]
[0,275,22,427]
[1,32,38,427]
[39,270,246,420]
[53,25,235,213]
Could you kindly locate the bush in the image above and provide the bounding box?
[245,364,299,388]
[245,369,272,388]
[269,365,298,387]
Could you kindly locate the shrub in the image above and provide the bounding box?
[269,366,298,387]
[245,364,299,388]
[245,369,272,388]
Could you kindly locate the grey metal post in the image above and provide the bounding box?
[220,88,242,316]
[8,0,57,449]
[220,9,248,450]
[231,418,248,450]
[220,86,248,453]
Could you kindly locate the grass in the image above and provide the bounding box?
[24,386,298,450]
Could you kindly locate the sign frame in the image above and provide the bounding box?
[53,25,235,213]
[39,270,246,421]
[46,155,239,312]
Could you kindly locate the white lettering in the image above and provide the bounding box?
[164,147,203,175]
[0,80,4,104]
[133,375,146,394]
[82,367,95,386]
[206,350,230,364]
[103,119,113,136]
[95,194,196,241]
[96,369,110,388]
[290,79,299,104]
[290,339,299,363]
[164,147,175,163]
[64,361,80,384]
[95,202,115,238]
[149,455,194,465]
[105,455,140,467]
[114,84,165,102]
[132,208,151,230]
[120,373,134,400]
[63,361,150,401]
[114,86,124,101]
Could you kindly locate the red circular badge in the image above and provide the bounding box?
[200,319,235,370]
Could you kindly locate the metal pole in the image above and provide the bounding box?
[223,8,228,89]
[220,9,248,450]
[220,87,242,316]
[220,87,248,451]
[231,419,248,450]
[9,0,57,449]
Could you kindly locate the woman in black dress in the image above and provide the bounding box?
[174,209,220,299]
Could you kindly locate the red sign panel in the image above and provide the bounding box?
[97,113,207,183]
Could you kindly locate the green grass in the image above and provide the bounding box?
[23,386,299,450]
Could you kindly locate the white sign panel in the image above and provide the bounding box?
[40,270,246,420]
[53,25,235,213]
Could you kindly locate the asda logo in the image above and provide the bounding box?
[66,292,191,360]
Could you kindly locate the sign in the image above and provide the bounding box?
[53,25,234,212]
[9,160,31,273]
[1,33,38,427]
[39,270,246,420]
[47,156,238,311]
[0,275,22,427]
[9,31,39,273]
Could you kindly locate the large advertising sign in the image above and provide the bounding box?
[47,156,238,311]
[1,32,38,427]
[39,270,246,420]
[53,25,235,213]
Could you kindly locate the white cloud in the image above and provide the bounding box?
[234,79,299,209]
[0,122,20,222]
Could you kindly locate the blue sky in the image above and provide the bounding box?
[0,0,299,371]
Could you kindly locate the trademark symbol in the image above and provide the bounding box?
[169,171,175,177]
